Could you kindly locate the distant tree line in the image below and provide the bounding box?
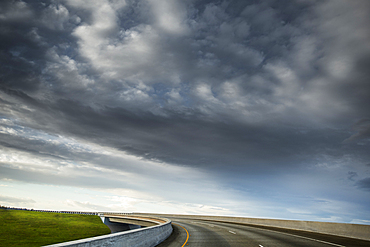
[0,205,132,216]
[0,205,98,215]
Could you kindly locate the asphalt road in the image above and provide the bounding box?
[156,218,370,247]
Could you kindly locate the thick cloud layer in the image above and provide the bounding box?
[1,0,370,223]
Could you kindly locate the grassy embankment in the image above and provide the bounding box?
[0,209,111,247]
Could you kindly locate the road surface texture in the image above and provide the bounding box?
[156,218,370,247]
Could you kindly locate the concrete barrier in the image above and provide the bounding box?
[137,213,370,241]
[100,216,141,233]
[43,215,172,247]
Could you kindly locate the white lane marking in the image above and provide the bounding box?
[194,219,344,247]
[283,233,345,247]
[253,228,345,247]
[229,230,236,234]
[204,220,345,247]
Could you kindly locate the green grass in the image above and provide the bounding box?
[0,209,111,247]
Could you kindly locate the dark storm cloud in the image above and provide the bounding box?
[1,0,369,174]
[344,119,370,143]
[356,177,370,191]
[347,171,358,181]
[1,86,363,177]
[0,0,83,92]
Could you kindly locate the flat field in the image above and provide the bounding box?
[0,209,111,247]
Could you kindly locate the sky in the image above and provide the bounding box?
[0,0,370,224]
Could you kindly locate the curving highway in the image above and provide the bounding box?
[156,218,370,247]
